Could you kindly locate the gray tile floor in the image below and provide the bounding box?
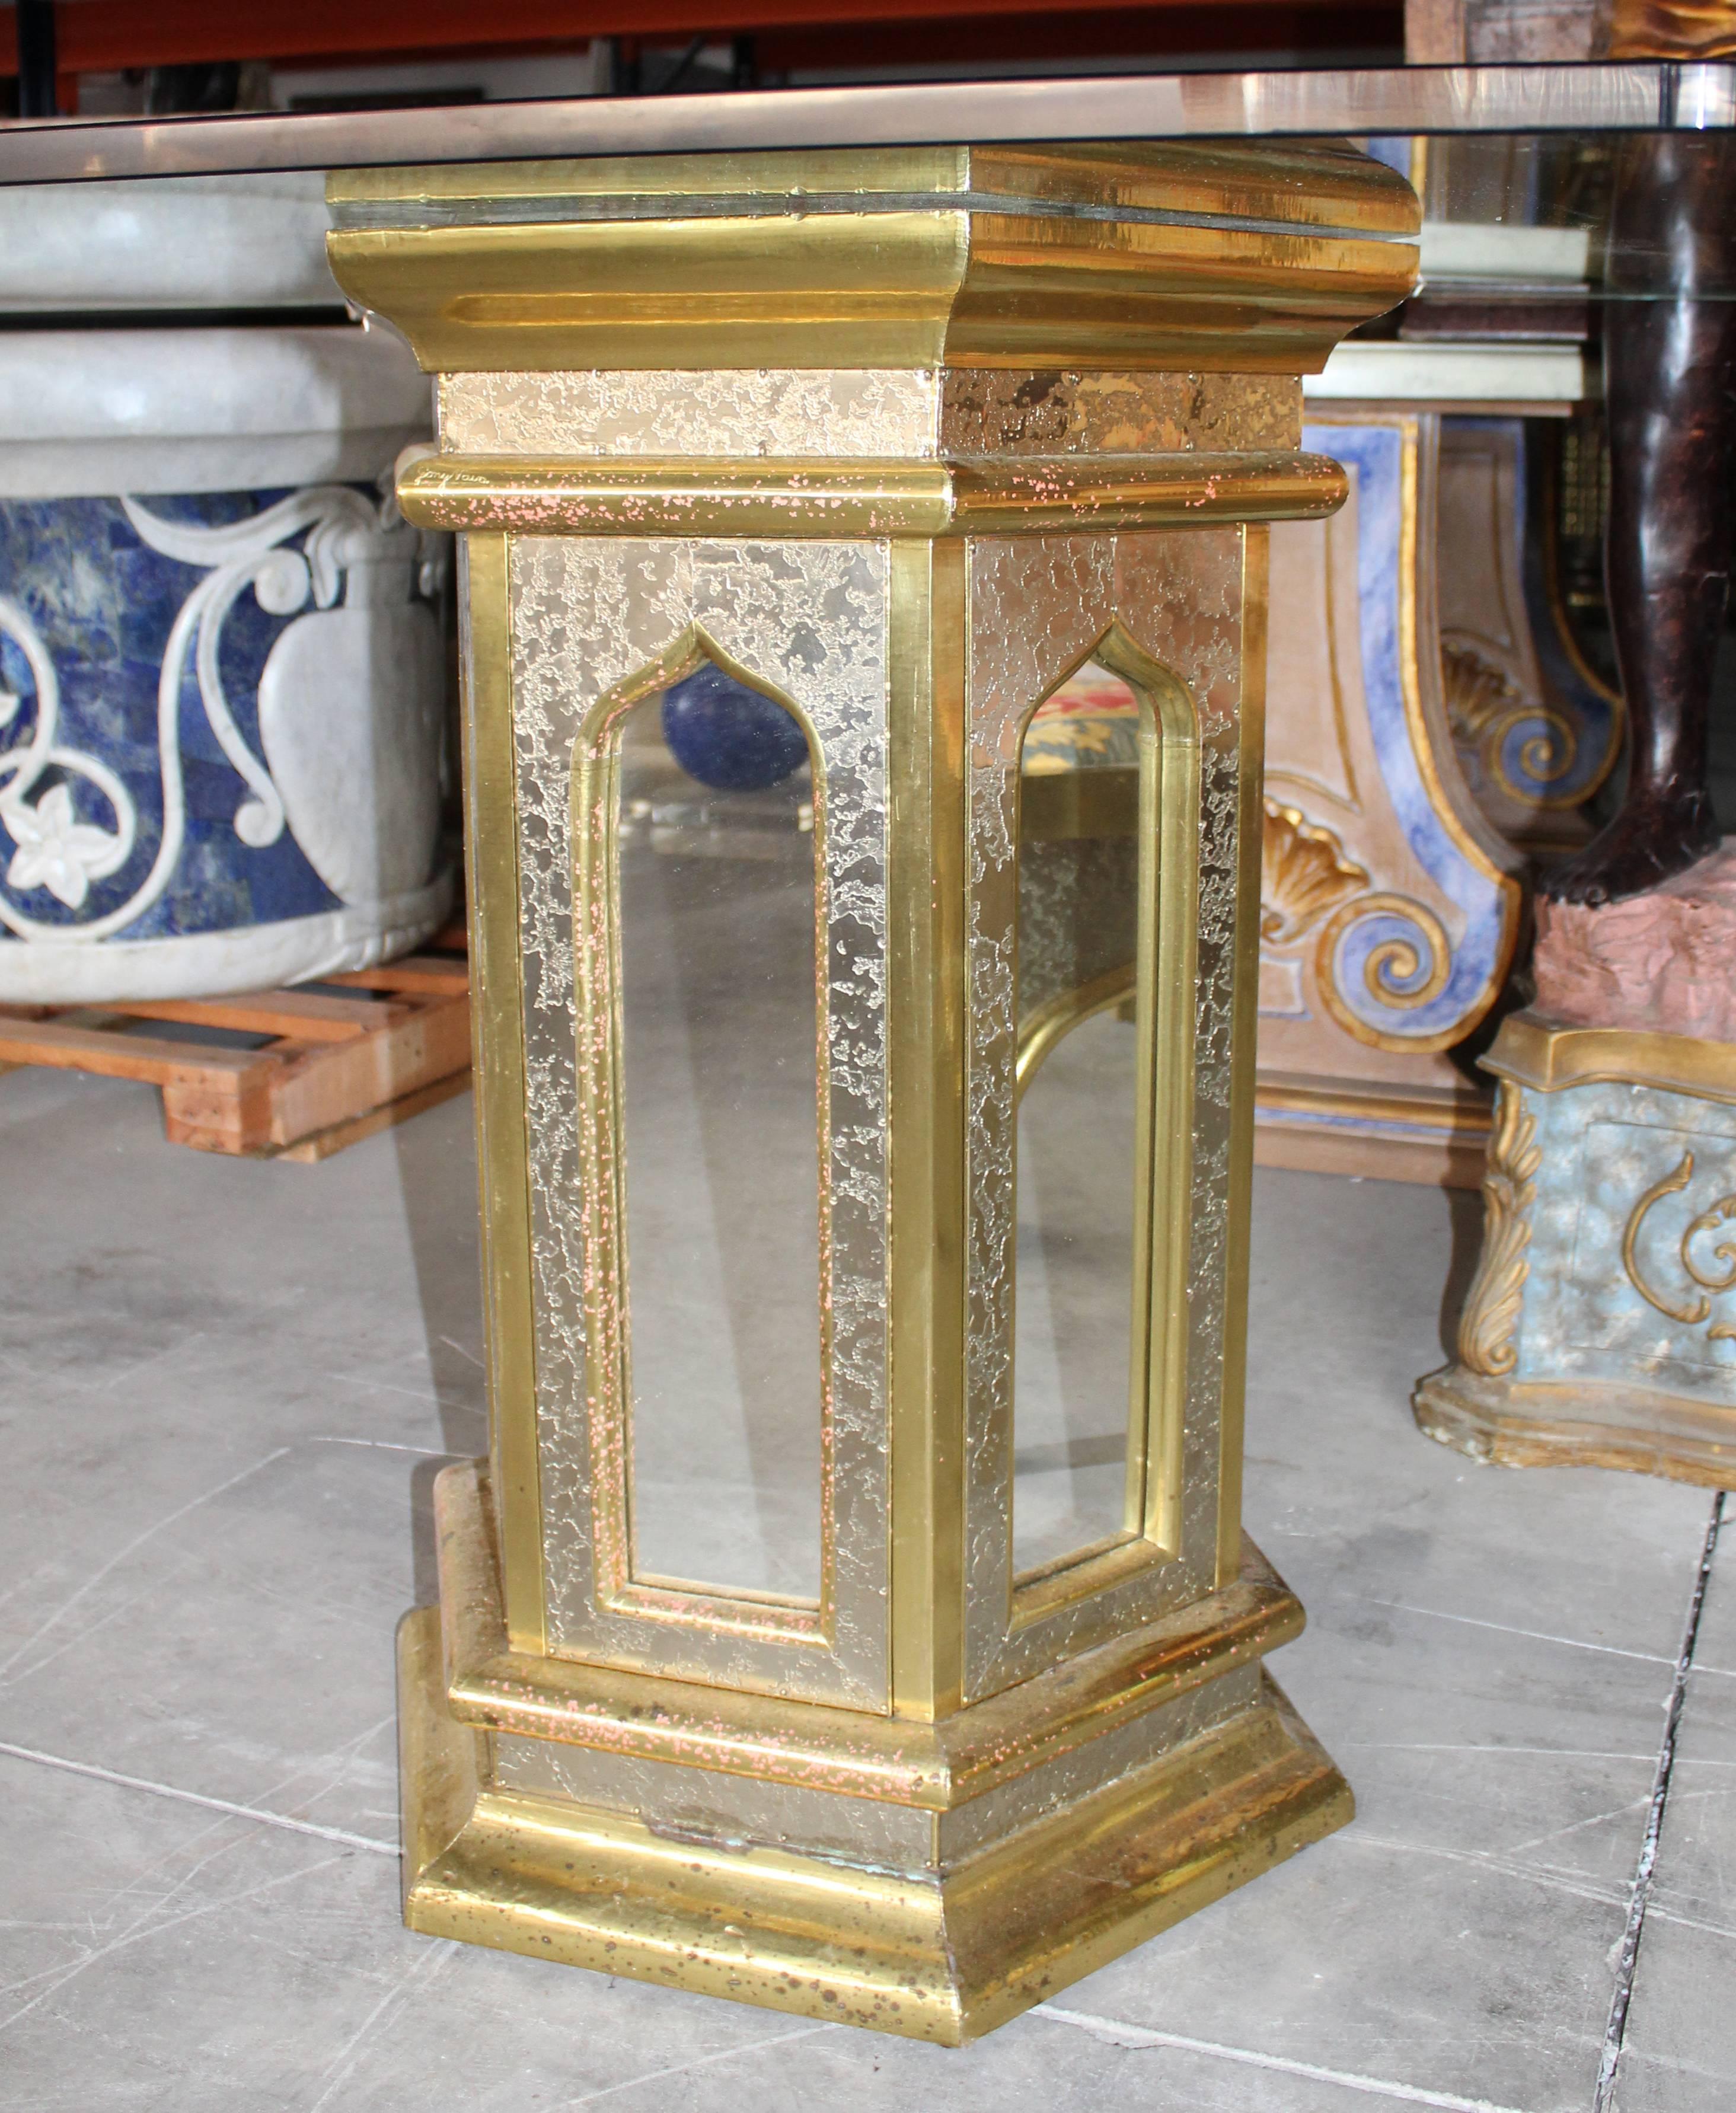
[0,1062,1729,2111]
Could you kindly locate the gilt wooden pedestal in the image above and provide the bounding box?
[327,142,1416,2042]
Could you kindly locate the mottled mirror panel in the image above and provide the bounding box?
[1012,662,1146,1577]
[511,536,891,1710]
[615,662,825,1603]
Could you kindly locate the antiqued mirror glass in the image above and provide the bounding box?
[612,659,825,1604]
[1011,659,1148,1579]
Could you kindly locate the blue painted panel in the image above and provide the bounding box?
[1304,421,1510,1043]
[0,489,346,943]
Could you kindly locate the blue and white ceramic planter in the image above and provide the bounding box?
[0,320,448,1001]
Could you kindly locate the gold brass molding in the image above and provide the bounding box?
[1487,1011,1736,1108]
[328,141,1421,231]
[435,1460,1306,1809]
[327,143,1418,376]
[398,451,1349,540]
[1456,1080,1542,1378]
[402,1597,1348,2044]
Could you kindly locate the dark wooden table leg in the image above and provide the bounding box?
[1543,133,1736,906]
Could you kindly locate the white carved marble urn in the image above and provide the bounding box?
[0,177,449,1002]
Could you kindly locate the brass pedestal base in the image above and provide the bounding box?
[399,1466,1351,2045]
[1416,1368,1736,1490]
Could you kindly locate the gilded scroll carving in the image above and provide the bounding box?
[1622,1150,1736,1339]
[1443,638,1579,806]
[1457,1081,1543,1375]
[1256,794,1456,1046]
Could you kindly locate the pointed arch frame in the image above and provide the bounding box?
[570,623,838,1650]
[1006,625,1201,1605]
[960,528,1257,1703]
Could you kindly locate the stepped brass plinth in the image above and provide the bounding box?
[328,141,1418,2043]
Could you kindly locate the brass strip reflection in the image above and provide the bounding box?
[1013,962,1136,1103]
[1217,523,1267,1589]
[464,533,545,1655]
[1006,626,1198,1628]
[887,538,969,1722]
[1122,640,1199,1564]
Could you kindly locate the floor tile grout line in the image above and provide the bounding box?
[1592,1488,1727,2113]
[1033,2005,1537,2112]
[0,1738,400,1857]
[1354,1597,1736,1676]
[0,1445,292,1688]
[557,2023,841,2108]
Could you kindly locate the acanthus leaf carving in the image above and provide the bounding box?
[1457,1079,1542,1377]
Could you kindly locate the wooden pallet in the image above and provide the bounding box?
[0,926,472,1161]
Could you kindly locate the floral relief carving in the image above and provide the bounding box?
[0,486,430,944]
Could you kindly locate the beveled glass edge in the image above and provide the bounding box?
[0,64,1730,189]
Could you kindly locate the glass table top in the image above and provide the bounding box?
[1,65,1734,315]
[0,61,1729,187]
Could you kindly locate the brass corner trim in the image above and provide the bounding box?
[432,1459,1305,1812]
[398,451,1348,538]
[1485,1010,1736,1107]
[460,531,546,1657]
[885,537,969,1723]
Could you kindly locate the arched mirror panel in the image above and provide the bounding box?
[607,658,826,1606]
